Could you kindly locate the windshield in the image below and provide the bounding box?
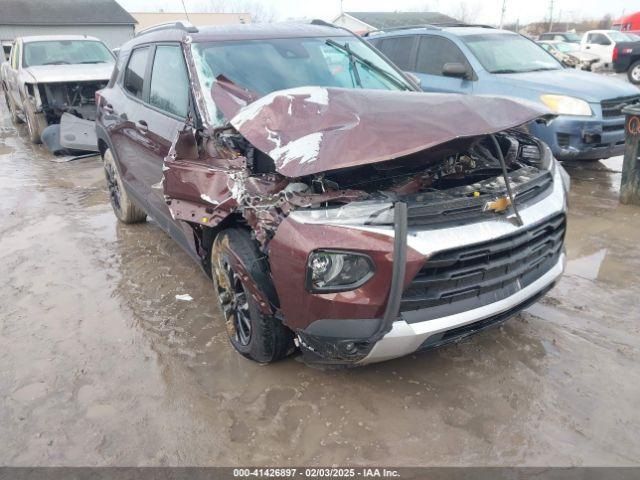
[607,31,636,42]
[191,36,414,124]
[464,33,562,74]
[563,33,581,42]
[23,40,114,67]
[555,42,579,53]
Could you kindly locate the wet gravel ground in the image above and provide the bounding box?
[0,101,639,467]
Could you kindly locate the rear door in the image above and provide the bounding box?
[413,35,474,94]
[109,45,153,204]
[373,35,418,73]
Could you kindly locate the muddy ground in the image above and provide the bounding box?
[0,101,639,467]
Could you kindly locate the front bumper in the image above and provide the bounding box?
[359,253,564,364]
[530,114,625,161]
[286,163,568,365]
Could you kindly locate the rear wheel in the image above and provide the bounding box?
[211,228,294,363]
[4,88,23,125]
[628,60,640,85]
[103,148,146,224]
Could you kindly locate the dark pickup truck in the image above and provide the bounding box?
[613,39,640,84]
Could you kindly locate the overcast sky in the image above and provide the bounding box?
[118,0,633,25]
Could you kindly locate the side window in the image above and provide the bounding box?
[415,36,469,76]
[376,36,415,70]
[123,47,150,99]
[149,45,189,117]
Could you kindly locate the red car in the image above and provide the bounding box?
[95,21,569,365]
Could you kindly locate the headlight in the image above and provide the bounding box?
[306,250,374,293]
[540,94,592,116]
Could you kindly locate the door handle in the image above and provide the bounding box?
[136,119,148,133]
[585,46,591,49]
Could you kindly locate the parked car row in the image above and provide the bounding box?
[3,19,634,366]
[538,29,640,84]
[368,24,640,161]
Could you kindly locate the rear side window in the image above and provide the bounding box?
[124,47,150,99]
[376,36,415,70]
[149,45,189,117]
[415,36,469,76]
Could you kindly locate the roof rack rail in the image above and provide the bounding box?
[363,24,440,36]
[135,21,198,37]
[310,19,338,28]
[362,22,496,36]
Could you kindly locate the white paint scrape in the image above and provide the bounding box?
[175,294,193,302]
[231,86,329,129]
[200,194,219,204]
[269,132,323,168]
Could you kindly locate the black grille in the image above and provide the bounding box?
[601,95,640,118]
[400,214,566,320]
[556,133,571,148]
[602,123,624,132]
[405,170,553,227]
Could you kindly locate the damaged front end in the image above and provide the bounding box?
[163,83,568,364]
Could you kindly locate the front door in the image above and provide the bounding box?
[412,35,474,94]
[135,43,191,224]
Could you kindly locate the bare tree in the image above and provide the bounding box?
[200,0,278,23]
[597,13,613,29]
[442,1,483,24]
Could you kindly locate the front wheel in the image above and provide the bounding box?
[102,148,146,224]
[628,60,640,85]
[211,228,294,363]
[23,99,46,144]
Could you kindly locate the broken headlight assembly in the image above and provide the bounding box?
[306,250,375,293]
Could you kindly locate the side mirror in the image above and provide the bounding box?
[442,62,468,78]
[403,71,421,88]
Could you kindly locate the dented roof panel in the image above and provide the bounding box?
[218,86,551,178]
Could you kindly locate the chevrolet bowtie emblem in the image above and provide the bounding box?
[483,195,512,213]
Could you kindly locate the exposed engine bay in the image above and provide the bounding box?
[34,80,107,123]
[167,125,552,249]
[162,85,557,254]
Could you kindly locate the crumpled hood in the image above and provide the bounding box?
[214,84,551,178]
[23,63,114,83]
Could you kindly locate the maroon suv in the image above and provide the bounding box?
[95,22,569,365]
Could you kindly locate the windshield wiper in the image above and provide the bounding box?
[43,61,70,65]
[80,60,107,64]
[490,68,519,74]
[525,67,560,72]
[325,39,411,91]
[326,39,362,87]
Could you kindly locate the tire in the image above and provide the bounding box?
[102,148,147,224]
[211,228,294,363]
[23,99,47,144]
[628,60,640,85]
[4,88,23,125]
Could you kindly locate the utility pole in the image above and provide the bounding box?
[340,0,344,16]
[548,0,554,32]
[499,0,507,29]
